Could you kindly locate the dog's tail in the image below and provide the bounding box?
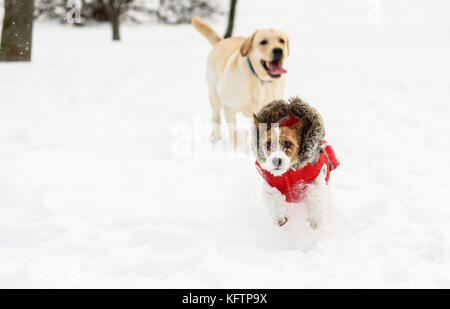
[192,17,222,46]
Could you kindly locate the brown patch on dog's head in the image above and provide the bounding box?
[278,121,308,164]
[270,119,310,163]
[254,116,310,174]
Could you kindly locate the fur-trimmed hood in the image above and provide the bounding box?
[252,97,325,168]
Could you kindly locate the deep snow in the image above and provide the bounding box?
[0,0,450,288]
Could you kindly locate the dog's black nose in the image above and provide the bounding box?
[272,157,282,167]
[273,48,283,58]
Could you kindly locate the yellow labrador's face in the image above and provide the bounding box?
[241,29,290,80]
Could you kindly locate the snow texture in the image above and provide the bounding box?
[0,0,450,288]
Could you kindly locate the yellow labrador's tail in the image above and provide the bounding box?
[192,17,222,46]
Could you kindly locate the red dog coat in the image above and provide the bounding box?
[256,140,339,203]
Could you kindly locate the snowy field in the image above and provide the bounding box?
[1,0,450,288]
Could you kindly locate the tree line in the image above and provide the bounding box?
[0,0,238,62]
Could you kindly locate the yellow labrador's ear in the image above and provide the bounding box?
[292,118,310,131]
[253,114,260,127]
[240,30,258,57]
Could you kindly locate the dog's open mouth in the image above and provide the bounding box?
[261,59,287,78]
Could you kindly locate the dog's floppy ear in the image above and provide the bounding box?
[240,30,258,57]
[252,114,262,157]
[253,114,260,127]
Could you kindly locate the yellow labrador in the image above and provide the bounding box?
[192,17,289,144]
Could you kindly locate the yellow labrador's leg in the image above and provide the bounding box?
[209,92,222,143]
[224,108,238,151]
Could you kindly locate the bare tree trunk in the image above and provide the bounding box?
[224,0,237,38]
[111,12,120,41]
[0,0,34,62]
[107,0,121,41]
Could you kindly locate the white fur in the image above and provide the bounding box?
[304,164,328,229]
[262,182,289,226]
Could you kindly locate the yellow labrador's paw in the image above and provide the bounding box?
[277,215,289,227]
[307,217,321,230]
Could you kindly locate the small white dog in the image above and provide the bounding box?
[252,98,339,229]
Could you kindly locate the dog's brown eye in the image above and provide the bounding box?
[284,141,292,148]
[266,141,271,150]
[260,40,268,45]
[279,39,285,44]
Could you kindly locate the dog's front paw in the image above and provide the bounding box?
[276,215,289,227]
[307,217,321,230]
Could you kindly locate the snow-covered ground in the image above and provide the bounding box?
[1,0,450,288]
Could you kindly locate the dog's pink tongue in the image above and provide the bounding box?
[268,61,287,75]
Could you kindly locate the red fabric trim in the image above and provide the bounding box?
[256,140,339,203]
[279,113,300,127]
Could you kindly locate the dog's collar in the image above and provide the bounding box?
[247,57,273,85]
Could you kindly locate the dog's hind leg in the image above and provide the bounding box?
[224,107,238,150]
[305,164,328,230]
[209,91,222,143]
